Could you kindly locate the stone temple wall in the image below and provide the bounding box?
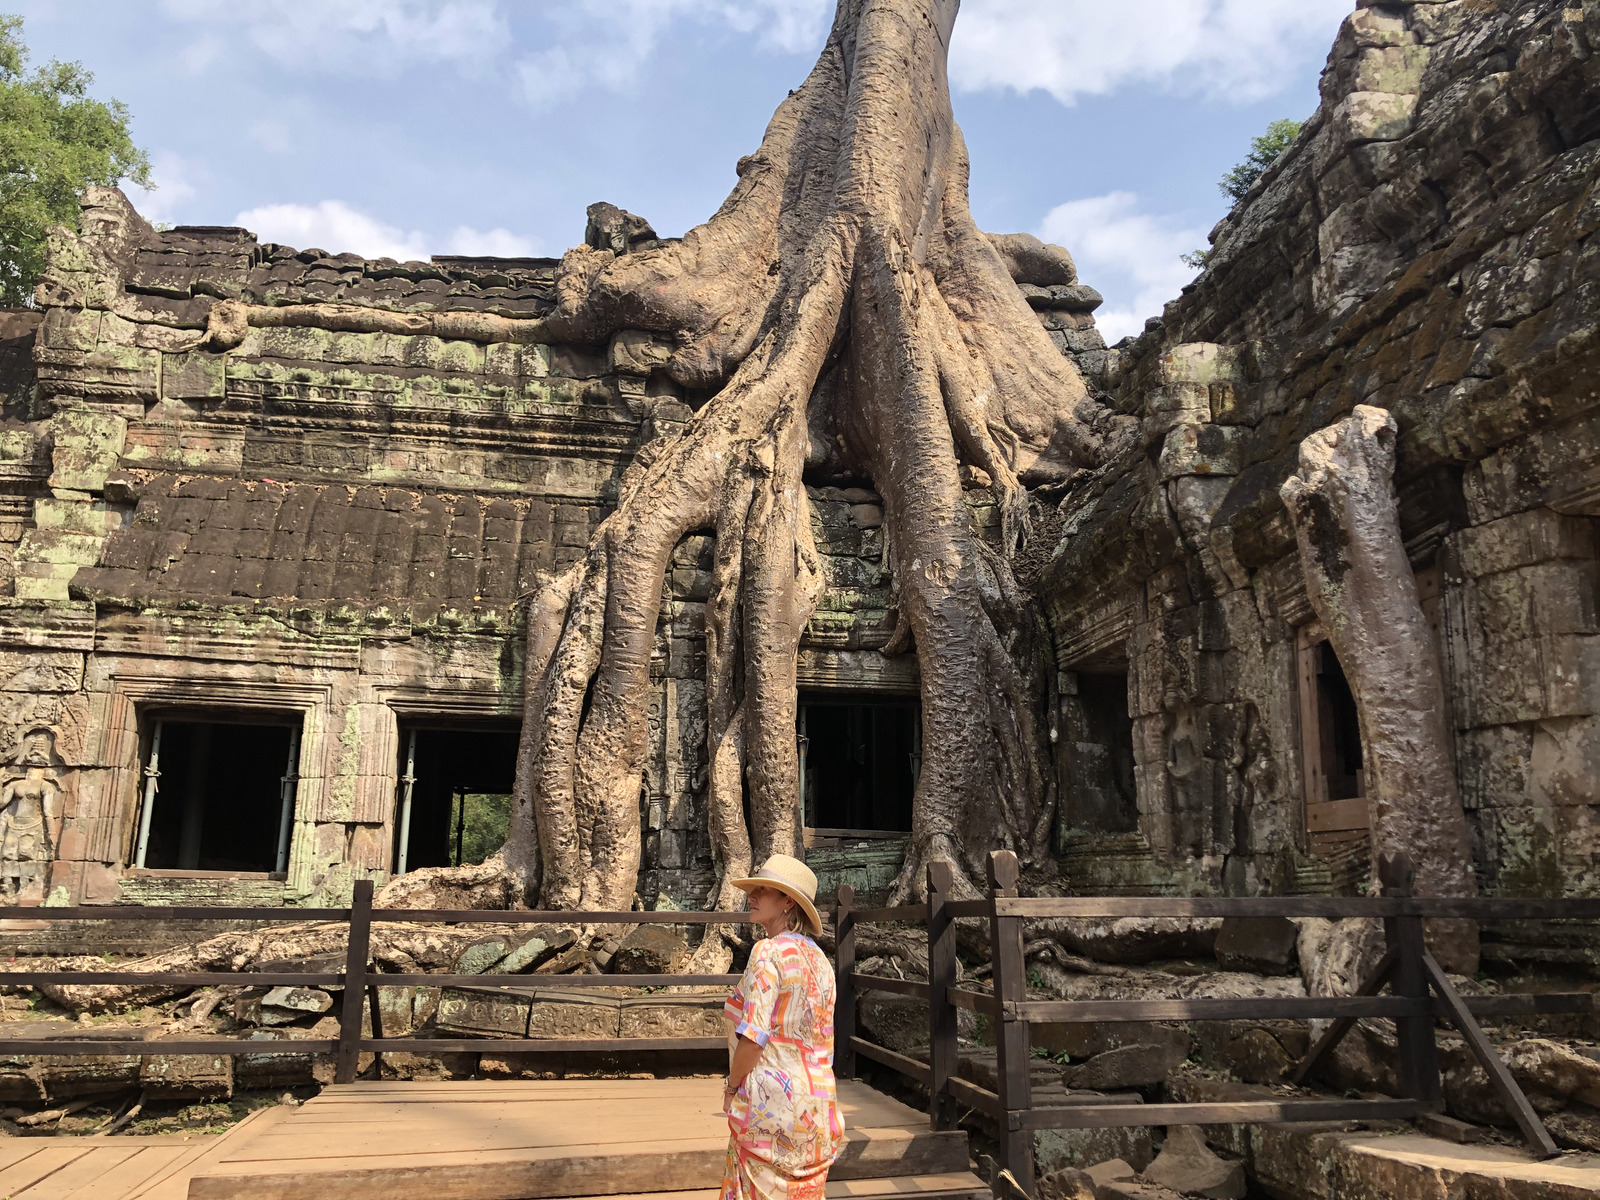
[0,0,1594,958]
[1042,0,1600,962]
[0,181,1046,912]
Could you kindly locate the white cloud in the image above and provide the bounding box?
[230,201,541,261]
[248,120,292,153]
[233,200,430,260]
[442,226,544,257]
[952,0,1350,106]
[125,151,202,226]
[515,0,828,110]
[1038,192,1203,344]
[176,32,225,75]
[159,0,508,74]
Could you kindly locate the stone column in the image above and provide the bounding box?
[1281,406,1477,973]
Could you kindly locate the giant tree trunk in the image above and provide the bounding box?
[1280,405,1478,974]
[374,0,1132,924]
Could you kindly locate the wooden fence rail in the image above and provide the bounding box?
[0,887,743,1081]
[838,850,1591,1194]
[0,854,1593,1195]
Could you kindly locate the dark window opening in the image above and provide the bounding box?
[799,696,918,833]
[394,723,519,873]
[1065,672,1138,834]
[135,714,301,874]
[1317,643,1364,800]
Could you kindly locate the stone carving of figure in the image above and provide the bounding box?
[0,728,62,900]
[1162,685,1206,857]
[1228,704,1276,858]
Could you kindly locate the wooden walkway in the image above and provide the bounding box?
[184,1078,987,1200]
[0,1106,288,1200]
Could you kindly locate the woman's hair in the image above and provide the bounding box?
[782,902,809,934]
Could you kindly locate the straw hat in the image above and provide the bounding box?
[732,854,823,937]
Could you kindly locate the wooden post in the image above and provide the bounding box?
[834,883,856,1080]
[988,850,1034,1196]
[927,860,959,1132]
[1420,949,1559,1158]
[1379,854,1440,1103]
[335,878,374,1085]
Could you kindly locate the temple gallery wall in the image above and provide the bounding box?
[0,0,1594,965]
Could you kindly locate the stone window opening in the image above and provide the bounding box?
[1060,671,1138,836]
[798,695,919,838]
[132,711,303,877]
[392,722,518,874]
[1296,625,1370,857]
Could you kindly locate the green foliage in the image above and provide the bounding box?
[1219,118,1304,204]
[0,15,151,306]
[1182,118,1306,273]
[451,791,512,866]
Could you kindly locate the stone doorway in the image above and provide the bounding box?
[1296,625,1370,859]
[392,722,519,874]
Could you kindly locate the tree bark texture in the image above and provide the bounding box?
[499,0,1129,917]
[1280,405,1478,974]
[200,0,1130,927]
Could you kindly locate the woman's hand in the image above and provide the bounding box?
[724,1031,762,1114]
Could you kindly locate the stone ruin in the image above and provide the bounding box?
[0,0,1596,1184]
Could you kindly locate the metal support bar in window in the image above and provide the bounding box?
[275,724,301,875]
[395,730,418,875]
[133,721,163,869]
[454,786,465,867]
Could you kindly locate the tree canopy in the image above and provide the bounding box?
[1219,117,1304,203]
[0,14,150,307]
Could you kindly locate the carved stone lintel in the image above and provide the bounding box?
[1281,406,1477,974]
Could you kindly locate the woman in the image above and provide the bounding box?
[721,854,844,1200]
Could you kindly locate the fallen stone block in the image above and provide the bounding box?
[500,927,574,973]
[262,986,333,1015]
[1083,1158,1182,1200]
[613,925,688,974]
[1037,918,1221,965]
[140,1046,233,1100]
[859,991,931,1055]
[1035,1124,1155,1175]
[453,936,512,975]
[235,1031,319,1090]
[1191,1022,1307,1085]
[1036,1166,1096,1200]
[1545,1103,1600,1152]
[1067,1042,1189,1090]
[526,988,621,1039]
[1213,917,1298,975]
[436,986,533,1038]
[1140,1127,1245,1200]
[1035,1021,1191,1064]
[617,994,723,1038]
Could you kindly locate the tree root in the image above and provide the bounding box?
[174,3,1137,921]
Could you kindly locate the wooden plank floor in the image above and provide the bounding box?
[187,1079,984,1200]
[0,1106,290,1200]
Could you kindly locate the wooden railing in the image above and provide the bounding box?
[0,891,741,1085]
[3,854,1597,1195]
[837,850,1600,1193]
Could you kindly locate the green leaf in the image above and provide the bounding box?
[1219,118,1304,205]
[0,14,151,305]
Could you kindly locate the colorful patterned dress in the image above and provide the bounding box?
[720,931,844,1200]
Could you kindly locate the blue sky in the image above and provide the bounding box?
[13,0,1351,342]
